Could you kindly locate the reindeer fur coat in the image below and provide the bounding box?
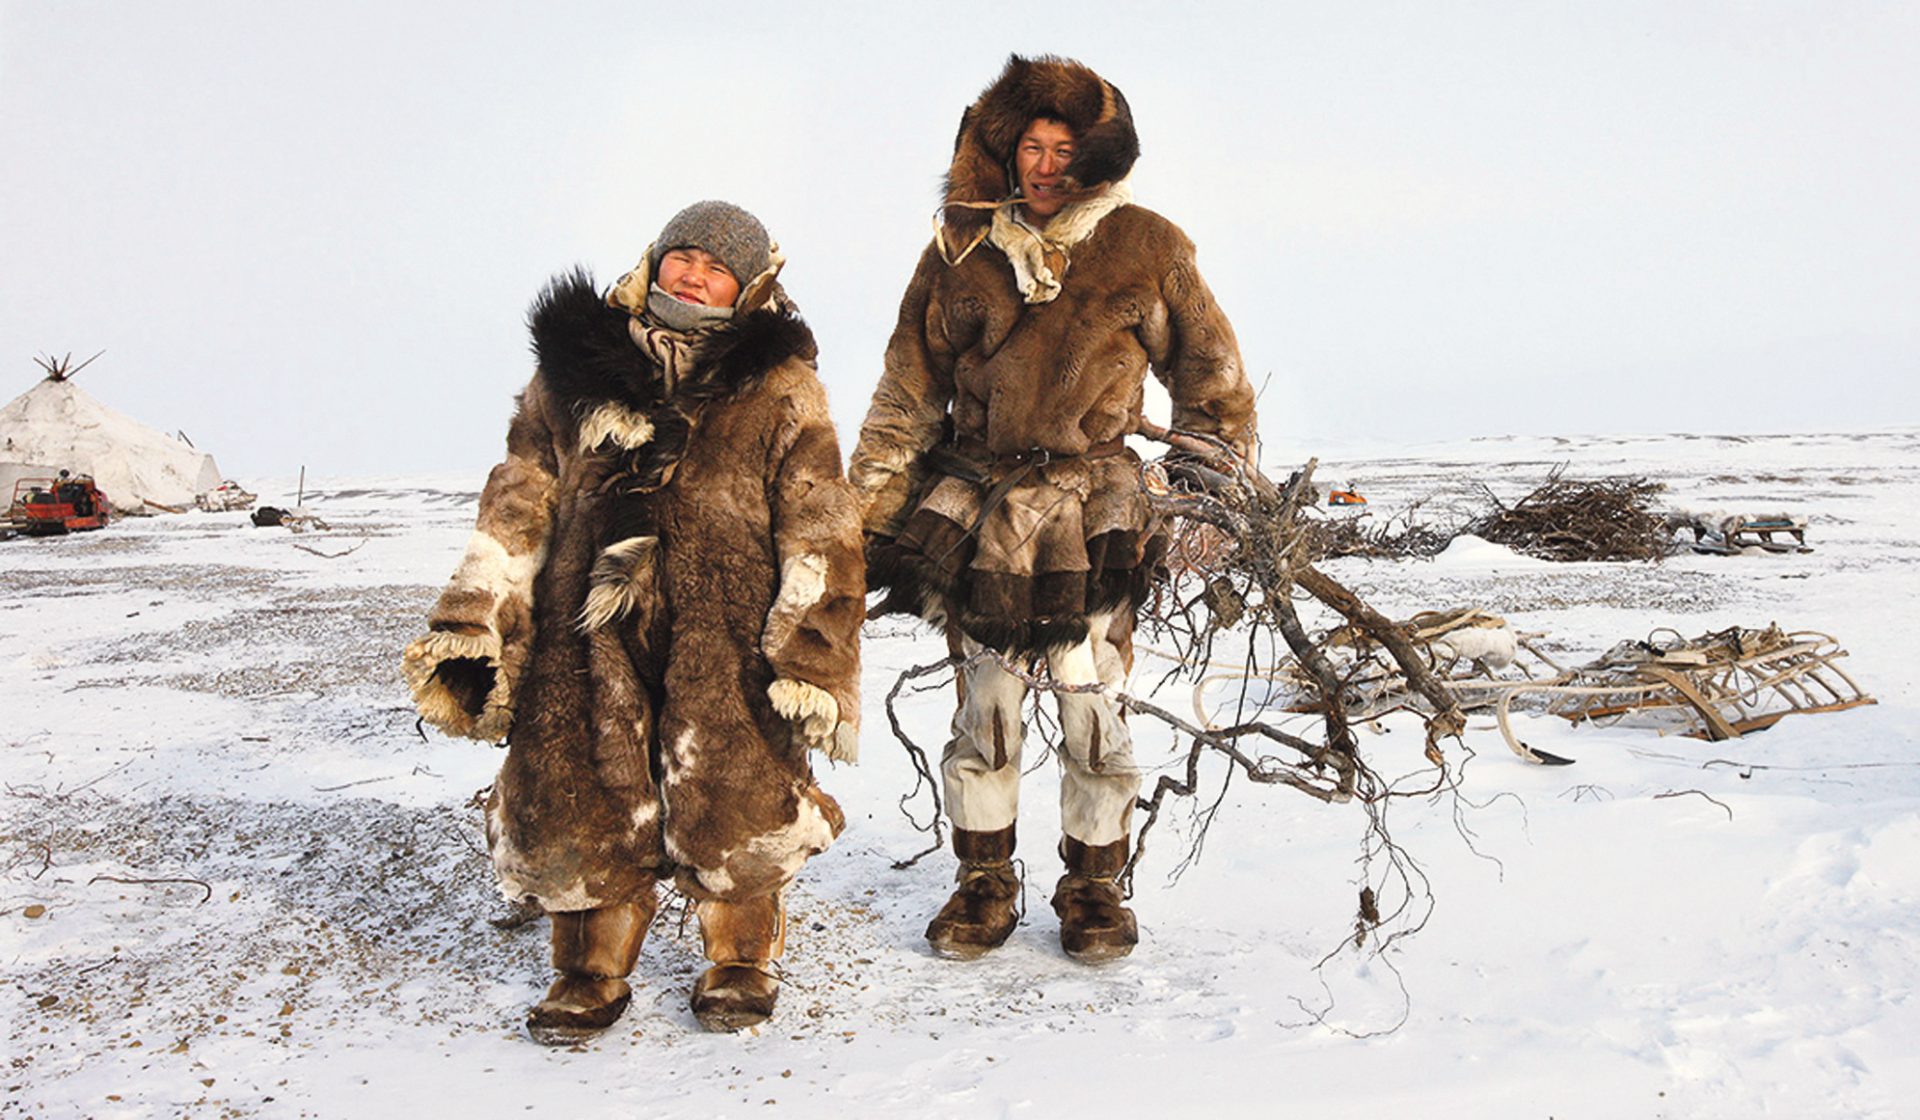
[850,55,1258,655]
[403,272,863,912]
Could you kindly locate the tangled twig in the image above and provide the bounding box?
[884,659,953,870]
[1653,788,1734,820]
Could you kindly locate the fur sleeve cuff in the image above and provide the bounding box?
[768,677,858,764]
[402,628,515,742]
[850,460,916,538]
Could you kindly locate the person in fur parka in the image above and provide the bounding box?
[403,201,863,1040]
[849,55,1257,963]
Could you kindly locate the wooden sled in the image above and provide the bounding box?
[1197,617,1873,767]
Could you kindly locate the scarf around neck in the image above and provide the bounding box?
[606,257,795,396]
[604,273,731,395]
[988,177,1133,304]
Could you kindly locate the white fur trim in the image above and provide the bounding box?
[1045,176,1133,248]
[769,677,852,761]
[848,450,911,493]
[576,401,656,454]
[401,627,497,695]
[487,795,604,911]
[828,722,859,765]
[401,627,513,741]
[774,552,827,614]
[448,529,545,602]
[578,535,658,631]
[768,677,837,730]
[761,552,828,660]
[409,521,543,742]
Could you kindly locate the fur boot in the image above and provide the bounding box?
[526,892,658,1045]
[690,893,786,1032]
[925,825,1022,960]
[1051,836,1137,963]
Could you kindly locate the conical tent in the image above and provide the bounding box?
[0,371,222,514]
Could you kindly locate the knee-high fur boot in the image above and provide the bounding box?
[690,893,786,1032]
[527,890,658,1045]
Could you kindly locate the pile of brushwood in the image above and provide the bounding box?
[1464,468,1670,562]
[1287,468,1672,564]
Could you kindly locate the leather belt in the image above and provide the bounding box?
[925,436,1127,485]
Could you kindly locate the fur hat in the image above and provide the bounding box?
[942,54,1139,240]
[648,200,773,289]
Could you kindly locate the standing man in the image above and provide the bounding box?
[405,202,864,1040]
[851,56,1257,963]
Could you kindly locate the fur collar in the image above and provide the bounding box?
[526,269,818,516]
[528,268,816,420]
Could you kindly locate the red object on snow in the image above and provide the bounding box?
[10,474,111,535]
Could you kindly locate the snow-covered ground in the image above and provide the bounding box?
[4,430,1917,1118]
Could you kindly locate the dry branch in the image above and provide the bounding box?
[290,537,367,560]
[87,874,214,904]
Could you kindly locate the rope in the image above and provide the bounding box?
[932,197,1024,266]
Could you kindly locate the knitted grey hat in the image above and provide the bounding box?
[648,200,773,292]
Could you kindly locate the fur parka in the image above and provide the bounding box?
[403,273,863,911]
[849,55,1257,654]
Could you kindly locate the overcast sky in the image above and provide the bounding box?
[2,2,1915,480]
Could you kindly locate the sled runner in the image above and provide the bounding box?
[1198,614,1873,767]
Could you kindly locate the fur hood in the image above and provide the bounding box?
[942,54,1139,242]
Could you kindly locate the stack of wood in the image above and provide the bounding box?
[1466,469,1670,562]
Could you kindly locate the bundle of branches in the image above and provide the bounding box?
[884,422,1470,954]
[1299,505,1456,562]
[1466,468,1670,562]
